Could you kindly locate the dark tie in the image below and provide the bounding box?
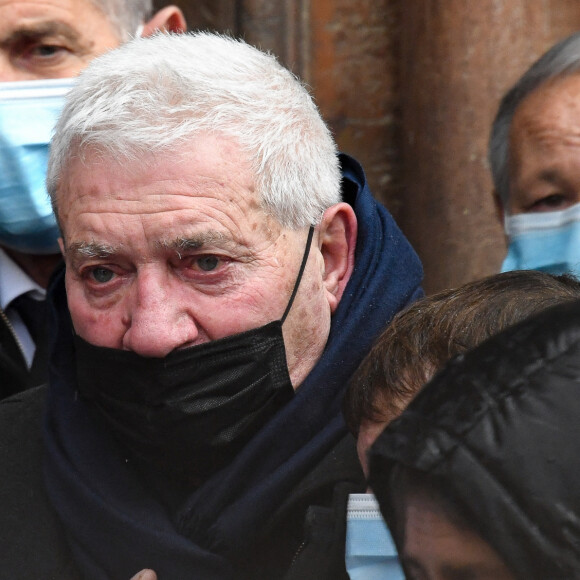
[11,292,47,344]
[10,292,48,385]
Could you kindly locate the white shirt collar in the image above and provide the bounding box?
[0,248,45,310]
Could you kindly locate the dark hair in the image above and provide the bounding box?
[367,293,580,579]
[343,270,580,435]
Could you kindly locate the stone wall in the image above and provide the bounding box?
[155,0,580,293]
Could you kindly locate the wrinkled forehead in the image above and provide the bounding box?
[54,137,270,244]
[57,135,257,203]
[511,73,580,142]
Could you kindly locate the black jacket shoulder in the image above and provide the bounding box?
[0,386,363,580]
[241,433,365,580]
[0,386,79,580]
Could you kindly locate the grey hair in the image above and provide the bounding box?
[47,32,341,229]
[88,0,153,41]
[489,32,580,205]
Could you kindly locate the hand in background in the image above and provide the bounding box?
[130,570,157,580]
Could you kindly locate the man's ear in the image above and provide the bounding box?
[493,189,505,223]
[142,6,187,36]
[318,202,357,313]
[58,237,65,256]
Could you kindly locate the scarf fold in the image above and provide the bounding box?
[43,153,423,579]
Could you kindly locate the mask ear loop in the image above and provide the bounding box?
[281,225,315,325]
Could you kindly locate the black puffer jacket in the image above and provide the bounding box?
[369,298,580,579]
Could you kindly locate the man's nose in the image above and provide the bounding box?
[121,273,199,358]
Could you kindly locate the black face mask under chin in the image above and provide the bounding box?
[75,226,315,484]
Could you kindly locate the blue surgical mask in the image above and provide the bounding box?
[501,203,580,277]
[0,78,74,254]
[345,493,404,580]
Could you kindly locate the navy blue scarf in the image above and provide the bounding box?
[43,154,423,579]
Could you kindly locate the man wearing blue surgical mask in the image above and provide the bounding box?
[0,0,186,398]
[489,32,580,278]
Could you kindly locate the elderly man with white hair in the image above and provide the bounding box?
[0,32,423,578]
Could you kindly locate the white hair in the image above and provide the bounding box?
[47,32,341,229]
[489,32,580,205]
[89,0,152,40]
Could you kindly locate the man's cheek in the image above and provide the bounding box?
[66,291,122,348]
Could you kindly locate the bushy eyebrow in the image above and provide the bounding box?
[65,231,253,266]
[537,169,564,184]
[157,231,241,253]
[0,22,84,47]
[66,241,118,260]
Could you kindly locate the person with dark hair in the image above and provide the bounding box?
[342,271,580,580]
[368,296,580,579]
[345,269,580,475]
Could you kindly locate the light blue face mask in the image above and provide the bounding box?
[345,493,404,580]
[501,202,580,277]
[0,78,74,254]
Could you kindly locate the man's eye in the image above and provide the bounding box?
[32,44,63,57]
[196,256,220,271]
[528,193,569,212]
[90,267,115,283]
